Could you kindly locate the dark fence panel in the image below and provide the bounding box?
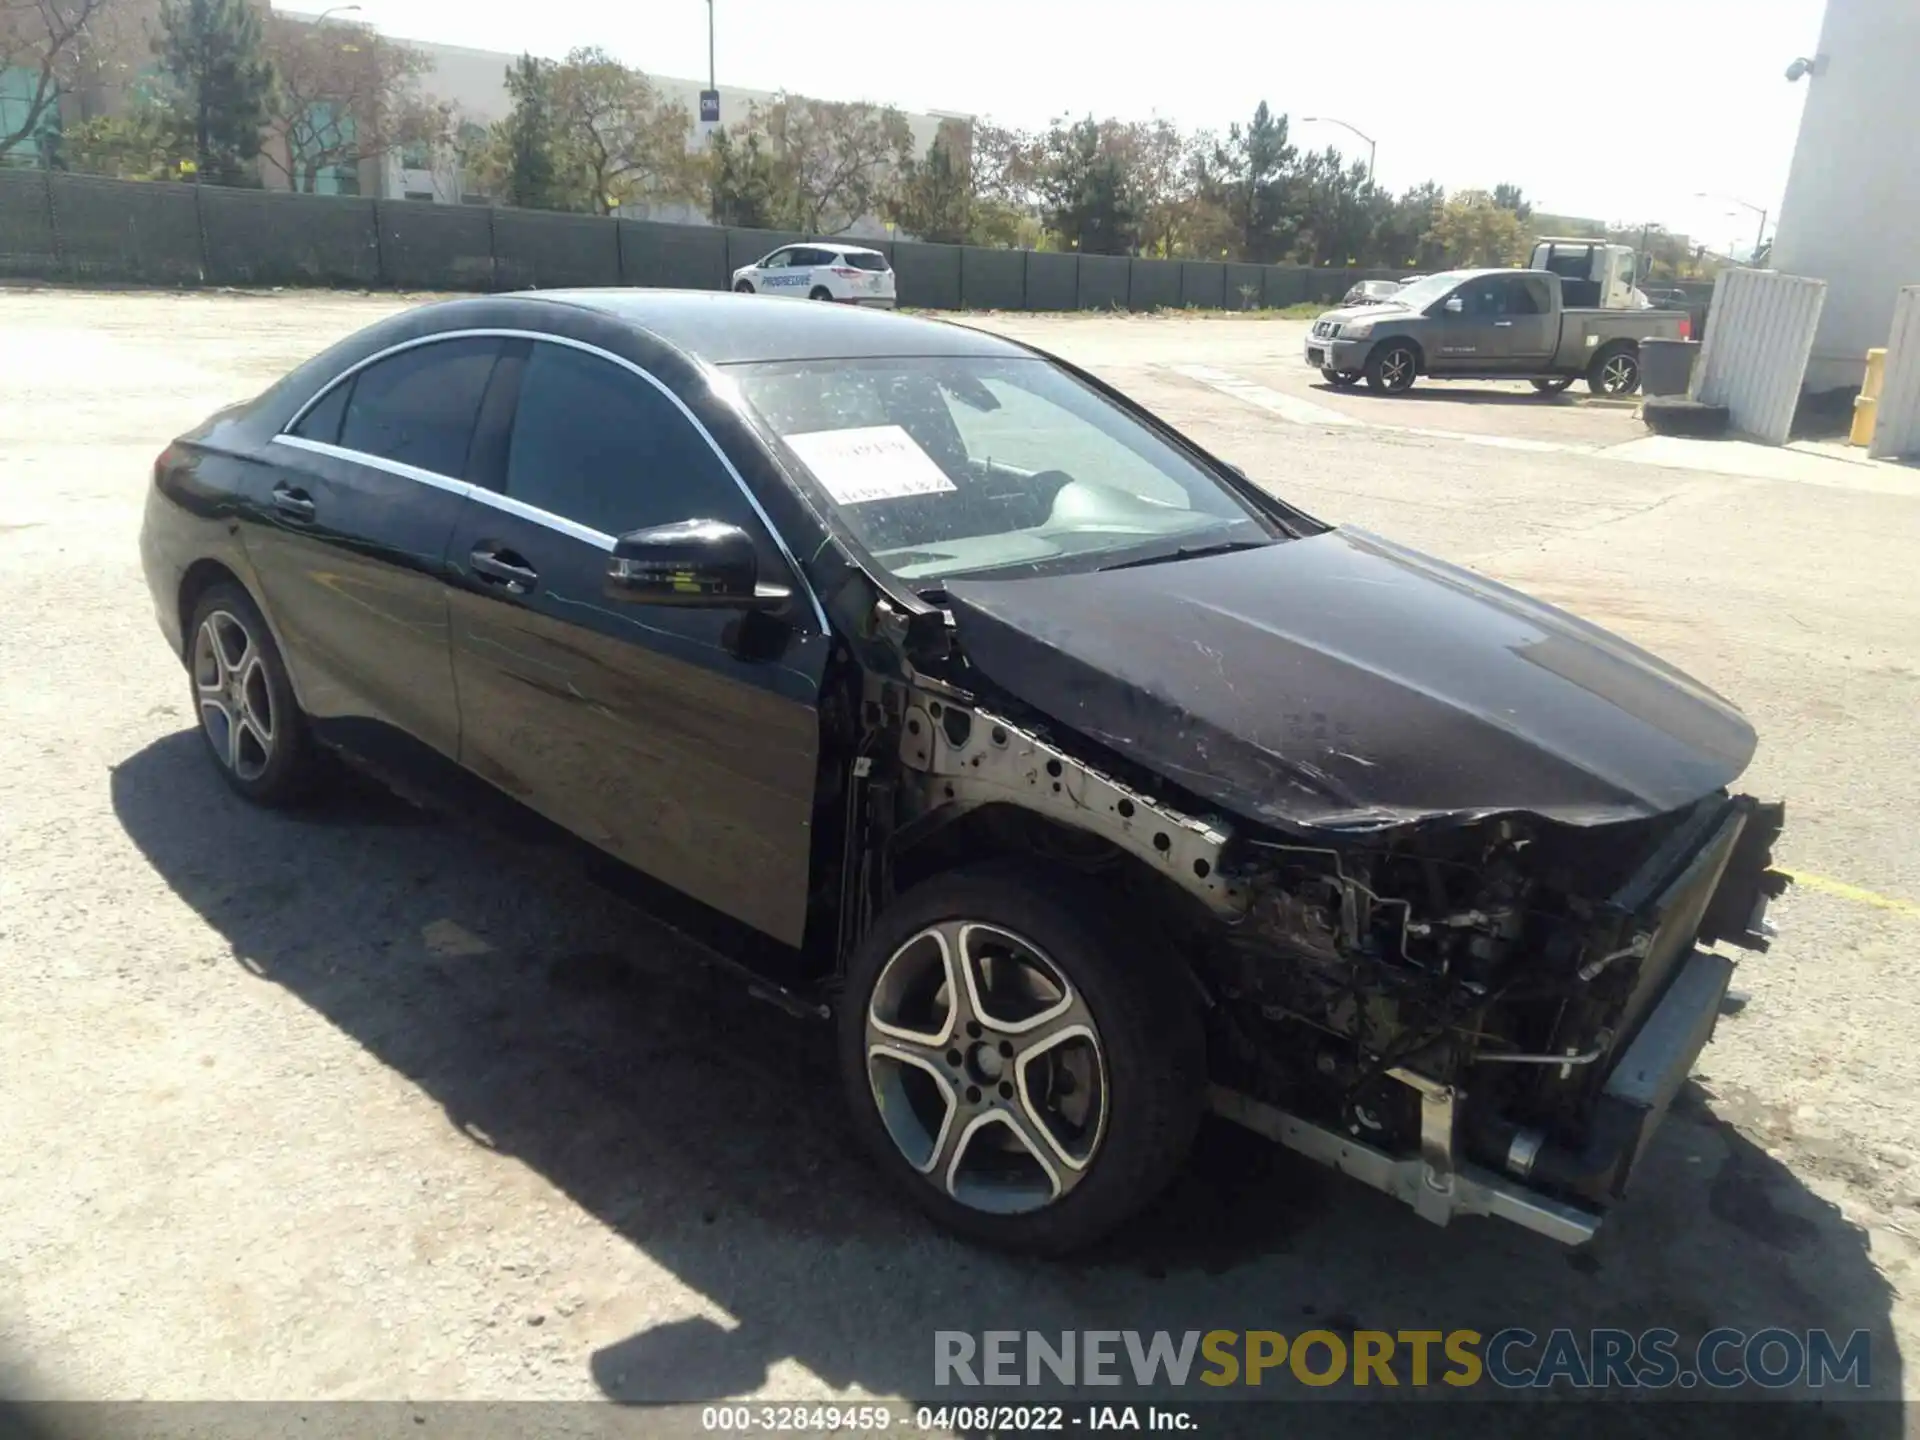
[375,200,493,289]
[492,208,620,290]
[725,227,806,277]
[959,245,1025,310]
[201,189,378,287]
[1024,251,1077,311]
[1129,257,1182,311]
[1076,254,1129,310]
[1263,266,1310,308]
[1179,261,1227,310]
[51,174,203,284]
[1223,263,1266,310]
[894,241,961,309]
[619,220,730,290]
[0,169,57,277]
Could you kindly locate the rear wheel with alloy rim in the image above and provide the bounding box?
[840,863,1204,1254]
[808,285,834,301]
[1588,346,1641,396]
[187,582,319,806]
[1365,343,1419,393]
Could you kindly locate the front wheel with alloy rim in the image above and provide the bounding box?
[1321,367,1362,388]
[1588,346,1641,396]
[840,864,1205,1255]
[187,582,320,806]
[1365,343,1419,394]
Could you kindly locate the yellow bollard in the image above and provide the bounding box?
[1849,347,1888,447]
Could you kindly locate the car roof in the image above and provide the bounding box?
[522,288,1029,364]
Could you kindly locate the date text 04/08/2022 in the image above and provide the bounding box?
[698,1405,1196,1432]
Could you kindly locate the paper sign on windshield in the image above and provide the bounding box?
[783,425,958,506]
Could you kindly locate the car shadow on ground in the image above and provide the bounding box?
[1310,382,1589,408]
[110,731,1904,1433]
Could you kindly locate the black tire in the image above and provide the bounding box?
[808,285,835,301]
[1587,345,1641,396]
[1530,376,1575,395]
[1321,368,1361,388]
[1642,395,1732,438]
[734,280,755,293]
[838,862,1205,1256]
[185,581,320,807]
[1365,342,1419,394]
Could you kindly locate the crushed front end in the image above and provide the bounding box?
[1200,793,1790,1243]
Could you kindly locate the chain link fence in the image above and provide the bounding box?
[0,167,1431,311]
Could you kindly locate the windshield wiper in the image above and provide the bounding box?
[1097,538,1273,572]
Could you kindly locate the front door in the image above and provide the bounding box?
[249,335,506,760]
[445,337,827,946]
[1428,276,1506,369]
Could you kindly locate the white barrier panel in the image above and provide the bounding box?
[1869,286,1920,460]
[1692,268,1828,445]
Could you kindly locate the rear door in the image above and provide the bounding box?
[1498,275,1558,368]
[254,335,505,760]
[444,336,826,945]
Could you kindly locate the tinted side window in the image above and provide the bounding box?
[292,379,350,443]
[338,337,501,478]
[793,248,833,267]
[505,342,751,538]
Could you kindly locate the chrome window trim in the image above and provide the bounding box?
[275,326,830,632]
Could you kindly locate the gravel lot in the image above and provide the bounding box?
[2,290,1917,1416]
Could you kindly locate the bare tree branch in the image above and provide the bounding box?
[0,0,114,160]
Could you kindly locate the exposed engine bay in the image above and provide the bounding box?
[866,648,1789,1243]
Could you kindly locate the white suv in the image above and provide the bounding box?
[731,243,897,308]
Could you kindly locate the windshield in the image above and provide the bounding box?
[1375,270,1472,310]
[733,355,1279,583]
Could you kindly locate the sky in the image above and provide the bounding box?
[330,0,1827,247]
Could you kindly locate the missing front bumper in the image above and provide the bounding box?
[1209,946,1738,1246]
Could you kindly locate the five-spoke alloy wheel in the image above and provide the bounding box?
[840,863,1204,1255]
[186,582,318,805]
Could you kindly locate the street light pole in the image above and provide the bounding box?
[1302,115,1376,184]
[1695,191,1769,262]
[706,0,715,93]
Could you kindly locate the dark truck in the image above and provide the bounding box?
[1305,268,1692,397]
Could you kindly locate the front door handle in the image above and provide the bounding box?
[470,547,539,595]
[1493,320,1515,328]
[271,483,316,521]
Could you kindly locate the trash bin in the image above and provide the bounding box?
[1641,337,1700,398]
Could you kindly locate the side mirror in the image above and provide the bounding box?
[604,519,791,609]
[1443,296,1464,315]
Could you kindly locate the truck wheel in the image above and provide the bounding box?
[1588,346,1641,396]
[839,862,1205,1256]
[1365,343,1418,394]
[1321,368,1362,388]
[1530,377,1575,395]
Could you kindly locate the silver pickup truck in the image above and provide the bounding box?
[1304,268,1692,397]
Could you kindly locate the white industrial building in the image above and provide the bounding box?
[1769,0,1920,392]
[272,18,968,237]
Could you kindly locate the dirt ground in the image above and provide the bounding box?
[1,290,1917,1418]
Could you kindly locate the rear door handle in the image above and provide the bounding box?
[470,547,539,595]
[1493,320,1515,327]
[271,483,316,521]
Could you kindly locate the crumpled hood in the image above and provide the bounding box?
[942,528,1757,833]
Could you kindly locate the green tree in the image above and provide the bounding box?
[1426,189,1527,267]
[1491,182,1533,221]
[498,53,567,210]
[887,120,972,243]
[759,94,912,233]
[706,123,781,228]
[550,46,696,216]
[1037,116,1137,256]
[155,0,272,184]
[1195,101,1298,263]
[58,101,194,179]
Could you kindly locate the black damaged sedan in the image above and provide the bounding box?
[140,291,1788,1255]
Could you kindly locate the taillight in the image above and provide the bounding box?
[1679,316,1692,340]
[831,267,860,279]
